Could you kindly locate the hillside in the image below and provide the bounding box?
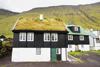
[0,9,19,19]
[0,2,100,37]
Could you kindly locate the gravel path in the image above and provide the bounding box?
[0,52,100,67]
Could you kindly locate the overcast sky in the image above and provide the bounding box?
[0,0,100,13]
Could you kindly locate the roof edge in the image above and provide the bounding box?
[12,18,20,30]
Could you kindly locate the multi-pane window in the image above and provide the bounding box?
[36,48,41,55]
[69,45,72,48]
[44,33,50,41]
[51,33,58,41]
[74,27,78,31]
[56,48,60,54]
[19,33,26,41]
[80,35,84,40]
[96,38,100,43]
[81,45,84,48]
[27,33,34,41]
[68,35,73,40]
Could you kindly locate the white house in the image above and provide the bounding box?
[86,31,100,50]
[0,35,6,41]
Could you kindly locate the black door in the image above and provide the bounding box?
[56,48,61,61]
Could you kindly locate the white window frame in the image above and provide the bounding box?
[19,32,26,41]
[36,48,41,55]
[27,33,34,41]
[68,45,72,48]
[51,33,58,42]
[74,27,78,31]
[68,35,73,40]
[80,35,84,40]
[56,48,60,54]
[44,33,50,42]
[81,45,84,48]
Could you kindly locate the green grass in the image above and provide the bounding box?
[76,58,84,63]
[0,3,100,37]
[68,50,100,56]
[15,17,66,31]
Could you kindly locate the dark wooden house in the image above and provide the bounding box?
[12,17,68,62]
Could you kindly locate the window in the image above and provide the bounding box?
[68,35,73,40]
[96,38,100,43]
[56,48,60,54]
[74,27,78,31]
[44,33,50,41]
[81,45,84,48]
[51,33,58,42]
[19,33,26,41]
[69,45,72,48]
[27,33,34,41]
[36,48,41,55]
[80,35,84,40]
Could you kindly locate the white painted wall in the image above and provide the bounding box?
[90,46,100,50]
[92,31,100,39]
[94,39,100,46]
[92,31,97,36]
[78,45,90,51]
[89,36,94,46]
[12,48,50,62]
[67,44,90,52]
[0,38,3,41]
[61,48,67,61]
[67,45,75,52]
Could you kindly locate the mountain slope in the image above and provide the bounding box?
[0,2,100,37]
[0,9,19,19]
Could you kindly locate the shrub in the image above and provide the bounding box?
[98,50,100,51]
[78,50,81,52]
[70,50,73,52]
[55,18,62,21]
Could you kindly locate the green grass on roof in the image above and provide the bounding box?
[14,18,66,31]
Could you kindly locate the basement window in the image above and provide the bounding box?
[68,35,73,40]
[80,35,84,40]
[44,33,50,41]
[74,27,78,31]
[68,45,72,48]
[51,33,58,42]
[36,48,41,55]
[81,45,84,48]
[27,33,34,41]
[19,33,26,41]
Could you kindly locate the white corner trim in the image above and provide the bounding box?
[12,18,20,30]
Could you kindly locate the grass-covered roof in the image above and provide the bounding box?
[14,17,66,31]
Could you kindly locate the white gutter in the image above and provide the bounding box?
[12,18,20,30]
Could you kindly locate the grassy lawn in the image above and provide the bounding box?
[68,50,100,56]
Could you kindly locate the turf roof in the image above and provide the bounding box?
[66,25,89,35]
[14,18,67,31]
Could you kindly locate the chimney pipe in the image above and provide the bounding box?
[90,29,93,31]
[40,14,43,20]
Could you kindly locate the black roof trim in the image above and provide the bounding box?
[12,30,69,34]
